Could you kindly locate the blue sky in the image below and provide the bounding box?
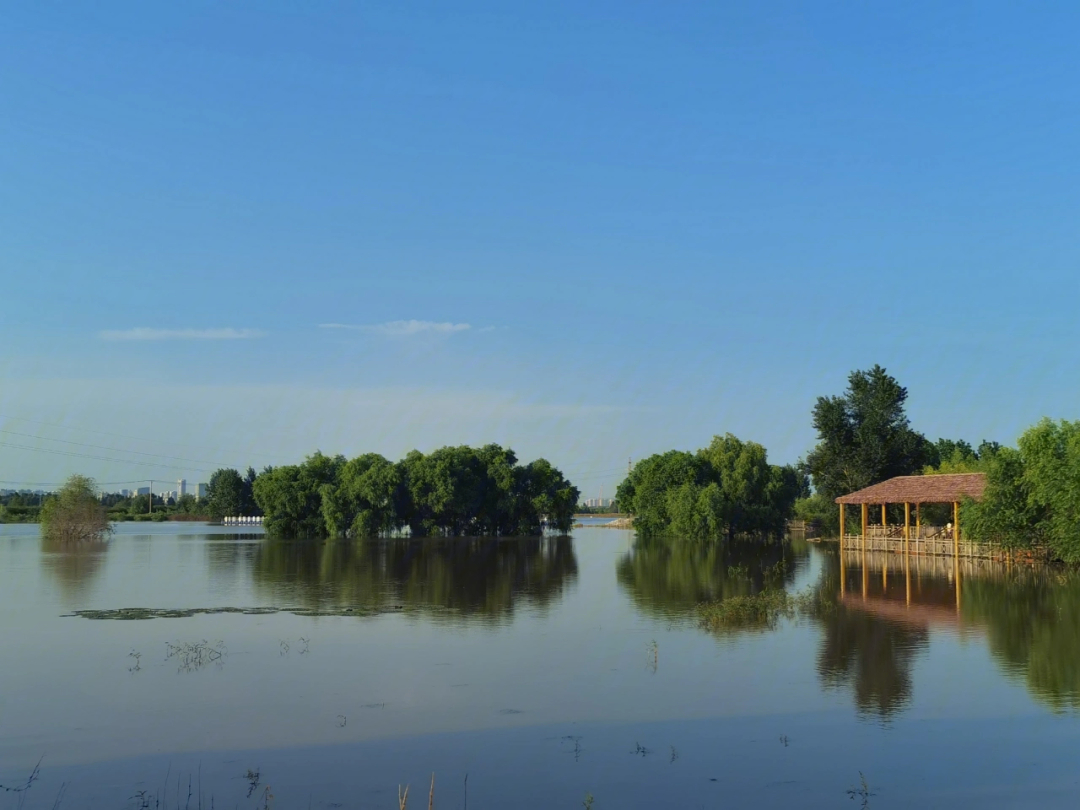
[2,1,1080,494]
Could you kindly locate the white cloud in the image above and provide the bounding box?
[99,328,266,341]
[320,320,471,337]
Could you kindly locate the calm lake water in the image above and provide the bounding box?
[3,522,1080,808]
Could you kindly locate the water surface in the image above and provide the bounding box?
[2,523,1079,808]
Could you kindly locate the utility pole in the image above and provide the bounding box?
[149,480,153,514]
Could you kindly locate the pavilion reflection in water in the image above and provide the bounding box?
[838,545,977,630]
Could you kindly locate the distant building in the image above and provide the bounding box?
[177,479,187,498]
[137,487,150,496]
[583,498,615,509]
[120,489,131,498]
[196,483,209,500]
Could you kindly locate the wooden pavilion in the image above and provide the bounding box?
[835,473,987,557]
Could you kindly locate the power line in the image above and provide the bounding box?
[0,412,282,461]
[0,479,150,488]
[0,440,219,474]
[0,428,243,469]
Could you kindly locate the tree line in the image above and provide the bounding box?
[206,444,579,539]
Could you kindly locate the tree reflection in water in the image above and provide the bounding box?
[615,535,809,621]
[962,569,1080,712]
[247,535,578,624]
[41,537,110,604]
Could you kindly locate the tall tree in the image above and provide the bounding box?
[205,468,247,521]
[252,452,345,538]
[805,365,931,499]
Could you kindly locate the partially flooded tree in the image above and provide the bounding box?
[40,475,111,543]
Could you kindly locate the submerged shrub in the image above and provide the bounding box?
[40,475,111,543]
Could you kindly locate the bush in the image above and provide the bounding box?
[40,475,111,543]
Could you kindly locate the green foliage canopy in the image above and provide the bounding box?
[806,365,931,499]
[251,445,579,539]
[616,434,802,540]
[205,467,257,521]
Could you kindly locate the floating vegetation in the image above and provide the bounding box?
[244,768,261,799]
[165,640,227,672]
[562,735,583,761]
[62,605,400,621]
[846,771,874,808]
[0,757,41,795]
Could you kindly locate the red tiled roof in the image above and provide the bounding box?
[834,473,986,505]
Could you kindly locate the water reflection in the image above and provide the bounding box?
[963,569,1080,712]
[821,548,1080,716]
[40,537,110,603]
[239,536,578,623]
[810,556,929,720]
[615,536,808,620]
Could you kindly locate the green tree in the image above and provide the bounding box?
[40,475,111,543]
[321,453,405,538]
[515,457,579,534]
[616,451,708,535]
[205,468,247,521]
[963,446,1041,550]
[253,452,345,538]
[173,493,200,514]
[618,436,799,540]
[1018,419,1080,562]
[806,365,931,499]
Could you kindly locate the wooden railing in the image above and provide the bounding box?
[839,529,996,559]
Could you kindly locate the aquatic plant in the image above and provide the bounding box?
[698,589,794,632]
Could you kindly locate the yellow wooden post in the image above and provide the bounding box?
[954,501,960,557]
[881,503,887,531]
[904,502,910,543]
[839,503,845,542]
[861,503,868,550]
[840,530,846,597]
[916,502,921,540]
[905,553,911,606]
[862,546,868,600]
[954,503,962,614]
